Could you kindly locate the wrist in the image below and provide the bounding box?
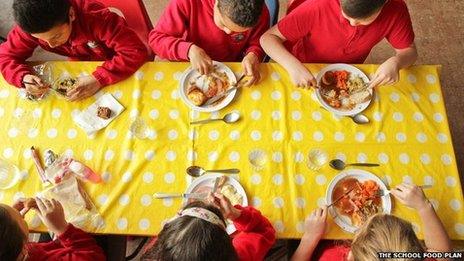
[388,56,400,69]
[416,200,433,214]
[53,222,70,236]
[228,207,242,220]
[245,52,258,61]
[301,233,321,247]
[188,45,198,60]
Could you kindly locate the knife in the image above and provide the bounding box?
[153,193,208,200]
[328,188,355,208]
[203,74,246,106]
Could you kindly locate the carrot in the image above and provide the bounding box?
[332,70,350,90]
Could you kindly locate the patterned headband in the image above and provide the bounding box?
[178,207,226,229]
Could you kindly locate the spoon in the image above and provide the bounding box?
[351,113,370,124]
[329,159,380,170]
[186,166,240,177]
[319,106,369,125]
[190,112,240,125]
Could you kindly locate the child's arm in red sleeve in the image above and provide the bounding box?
[148,0,193,61]
[55,224,106,261]
[92,13,148,87]
[245,8,270,61]
[232,205,276,260]
[0,26,38,88]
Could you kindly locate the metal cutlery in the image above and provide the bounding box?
[376,184,433,197]
[203,74,246,106]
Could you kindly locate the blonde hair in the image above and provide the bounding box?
[351,214,425,261]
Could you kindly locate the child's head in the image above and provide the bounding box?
[0,204,28,260]
[214,0,264,34]
[146,201,238,261]
[340,0,387,26]
[13,0,75,47]
[349,214,424,260]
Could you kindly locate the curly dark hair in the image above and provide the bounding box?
[218,0,265,28]
[13,0,71,33]
[0,205,27,260]
[142,201,238,261]
[340,0,387,19]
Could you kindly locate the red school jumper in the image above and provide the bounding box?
[278,0,415,64]
[26,224,105,261]
[149,0,270,62]
[232,206,276,260]
[0,0,147,88]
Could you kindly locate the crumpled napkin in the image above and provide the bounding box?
[73,93,124,135]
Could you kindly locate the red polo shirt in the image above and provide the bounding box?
[278,0,415,63]
[149,0,270,62]
[0,0,147,88]
[26,224,105,261]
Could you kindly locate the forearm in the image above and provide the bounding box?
[291,237,319,261]
[260,33,303,70]
[391,45,418,69]
[417,202,452,251]
[149,32,193,61]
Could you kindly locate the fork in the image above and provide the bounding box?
[376,184,433,197]
[349,81,372,95]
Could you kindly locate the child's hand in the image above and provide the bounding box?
[34,197,69,236]
[23,74,49,98]
[287,63,317,89]
[12,198,27,215]
[369,57,399,88]
[302,206,327,244]
[391,183,429,211]
[241,52,261,86]
[13,198,36,217]
[208,192,241,220]
[67,75,102,101]
[188,45,213,75]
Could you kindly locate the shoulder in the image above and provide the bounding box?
[72,0,119,24]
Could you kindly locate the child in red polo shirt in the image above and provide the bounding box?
[0,0,147,101]
[261,0,418,89]
[149,0,269,86]
[291,184,451,261]
[0,197,105,261]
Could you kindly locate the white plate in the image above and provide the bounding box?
[179,61,237,112]
[184,174,248,234]
[316,64,372,116]
[325,169,391,233]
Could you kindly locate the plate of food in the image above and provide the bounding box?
[325,169,391,233]
[316,64,372,116]
[184,174,248,234]
[179,61,237,112]
[52,76,77,98]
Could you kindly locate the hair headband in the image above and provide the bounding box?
[178,207,226,229]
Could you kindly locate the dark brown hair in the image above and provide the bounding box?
[218,0,265,28]
[0,205,27,260]
[142,201,238,261]
[340,0,387,19]
[13,0,71,33]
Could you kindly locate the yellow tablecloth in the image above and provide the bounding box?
[0,61,463,239]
